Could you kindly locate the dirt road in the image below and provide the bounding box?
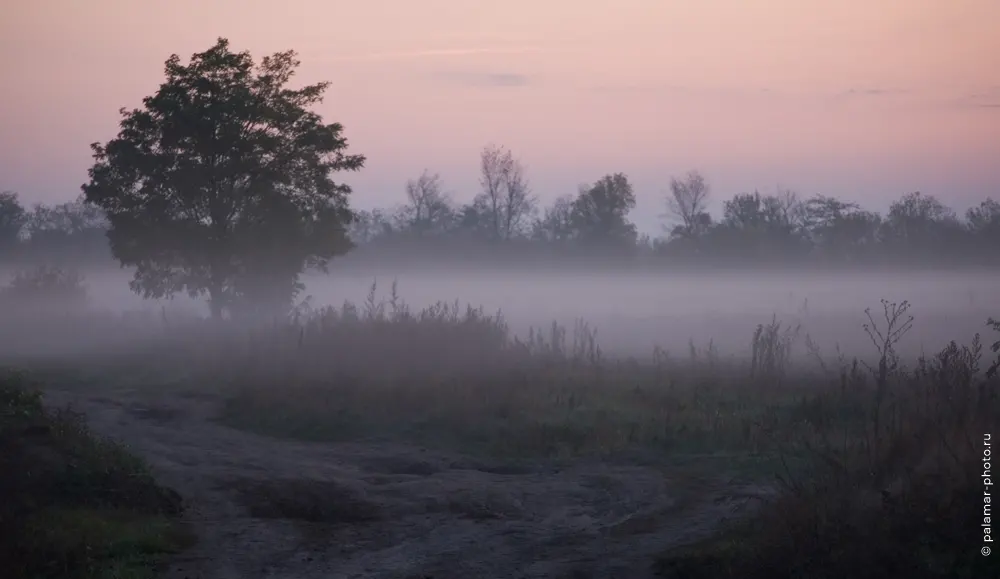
[44,385,771,579]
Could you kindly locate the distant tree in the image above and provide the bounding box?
[25,198,107,239]
[475,144,537,241]
[664,170,712,241]
[451,202,492,240]
[966,198,1000,262]
[966,198,1000,237]
[722,191,800,233]
[569,173,638,252]
[802,195,859,234]
[81,38,365,319]
[881,192,963,261]
[710,191,809,261]
[532,195,576,244]
[348,208,397,245]
[801,195,881,262]
[772,189,808,232]
[400,170,454,236]
[22,197,109,263]
[0,191,26,253]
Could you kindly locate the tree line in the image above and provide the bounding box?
[0,38,997,319]
[0,193,109,265]
[347,158,1000,268]
[6,156,998,270]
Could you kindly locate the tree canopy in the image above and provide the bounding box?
[81,37,365,318]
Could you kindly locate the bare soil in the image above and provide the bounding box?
[43,384,774,579]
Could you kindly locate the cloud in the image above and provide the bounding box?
[430,71,532,88]
[585,83,796,102]
[588,82,690,94]
[588,82,919,100]
[953,86,1000,109]
[323,46,542,63]
[837,88,910,97]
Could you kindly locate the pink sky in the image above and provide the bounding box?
[1,0,997,231]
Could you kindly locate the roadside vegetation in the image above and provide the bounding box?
[0,370,191,579]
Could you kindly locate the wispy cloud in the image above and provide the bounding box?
[430,71,532,88]
[585,83,802,102]
[322,46,542,63]
[836,87,911,97]
[952,86,1000,109]
[588,82,691,94]
[587,82,918,100]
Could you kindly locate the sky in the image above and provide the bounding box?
[1,0,998,233]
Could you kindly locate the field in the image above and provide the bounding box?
[1,265,998,578]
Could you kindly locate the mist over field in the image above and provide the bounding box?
[3,263,997,361]
[306,267,1000,358]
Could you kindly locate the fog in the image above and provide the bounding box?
[10,264,996,361]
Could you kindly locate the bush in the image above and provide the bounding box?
[0,371,190,578]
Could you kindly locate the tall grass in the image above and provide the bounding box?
[659,304,999,579]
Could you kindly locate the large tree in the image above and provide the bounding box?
[82,38,364,319]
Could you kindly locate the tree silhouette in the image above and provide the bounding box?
[532,194,576,244]
[664,170,712,241]
[0,192,26,253]
[81,38,364,318]
[401,170,454,237]
[965,198,1000,262]
[475,144,537,241]
[880,192,963,262]
[570,173,638,252]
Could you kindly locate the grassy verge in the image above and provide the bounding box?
[655,304,1000,579]
[218,368,813,461]
[0,372,193,579]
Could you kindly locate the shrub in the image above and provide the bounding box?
[0,371,189,578]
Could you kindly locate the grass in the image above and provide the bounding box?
[218,369,804,460]
[655,301,1000,579]
[212,281,827,462]
[0,372,193,579]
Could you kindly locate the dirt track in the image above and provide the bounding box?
[44,385,773,579]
